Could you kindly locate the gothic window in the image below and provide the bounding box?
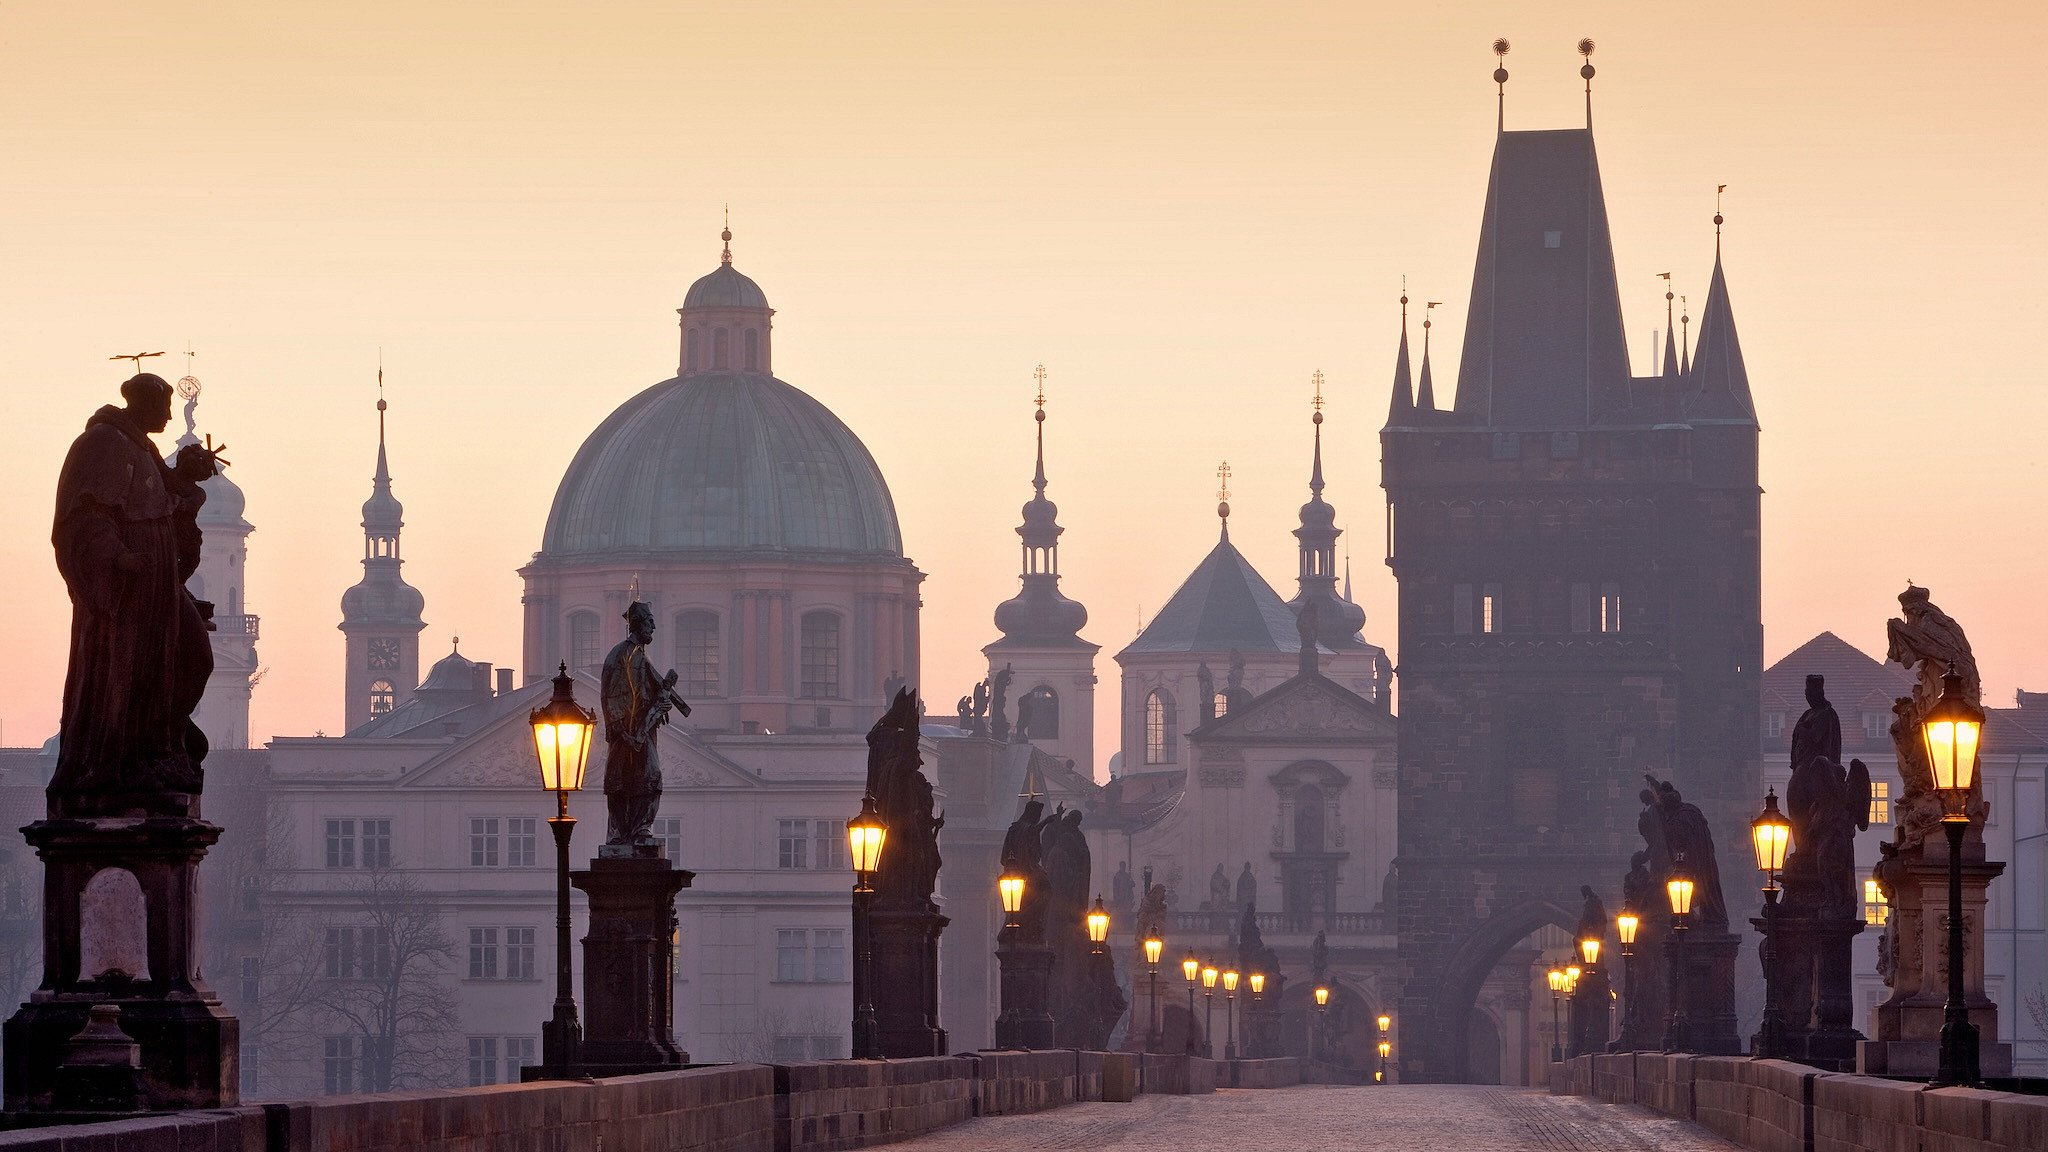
[1144,690,1175,765]
[569,612,601,673]
[368,638,401,671]
[673,610,720,696]
[744,328,759,371]
[1023,685,1059,737]
[1599,583,1623,633]
[712,328,729,369]
[799,611,841,698]
[368,679,395,715]
[1212,691,1229,719]
[1481,583,1501,634]
[1294,784,1327,852]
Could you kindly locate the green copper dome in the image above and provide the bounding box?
[539,372,903,559]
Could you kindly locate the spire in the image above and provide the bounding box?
[1308,370,1326,497]
[720,205,732,266]
[1216,461,1232,543]
[991,366,1089,647]
[1386,293,1414,424]
[1032,363,1048,496]
[1417,302,1440,410]
[1290,377,1366,649]
[1680,296,1692,375]
[1493,39,1510,133]
[1579,38,1596,128]
[1690,202,1755,421]
[1660,275,1679,378]
[1343,549,1354,602]
[362,365,403,537]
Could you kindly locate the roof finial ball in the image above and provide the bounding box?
[1492,37,1510,84]
[1579,37,1596,80]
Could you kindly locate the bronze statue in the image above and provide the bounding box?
[1789,674,1842,778]
[865,687,941,907]
[1786,754,1871,921]
[600,602,690,850]
[1644,775,1729,928]
[52,374,223,806]
[998,798,1056,941]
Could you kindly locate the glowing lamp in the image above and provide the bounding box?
[1376,1014,1391,1033]
[1183,955,1200,985]
[1547,966,1566,993]
[1314,985,1330,1008]
[846,794,887,892]
[1378,1039,1392,1060]
[1249,972,1265,998]
[997,871,1026,927]
[1751,788,1792,881]
[1144,936,1164,967]
[1222,969,1239,993]
[1615,910,1640,950]
[529,664,595,796]
[1920,664,1984,818]
[1579,936,1601,966]
[1086,896,1110,953]
[1201,964,1218,989]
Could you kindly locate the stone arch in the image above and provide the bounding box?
[1422,897,1575,1083]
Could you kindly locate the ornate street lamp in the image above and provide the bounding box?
[529,664,594,1078]
[1750,787,1792,1061]
[1201,962,1219,1060]
[1377,1013,1391,1034]
[1377,1014,1392,1084]
[1314,985,1330,1062]
[1614,908,1639,1044]
[1250,972,1266,1001]
[1086,896,1111,955]
[998,870,1026,929]
[1664,854,1696,1052]
[1615,910,1639,956]
[1144,935,1165,1053]
[847,795,887,1060]
[1222,969,1240,1060]
[1183,955,1201,1055]
[1922,663,1984,1088]
[1546,964,1567,1064]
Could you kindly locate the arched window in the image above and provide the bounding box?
[799,611,841,698]
[569,612,601,674]
[1144,689,1175,765]
[369,679,396,716]
[1294,784,1327,852]
[1212,691,1230,719]
[673,610,720,697]
[1022,685,1059,738]
[712,328,729,369]
[685,329,700,372]
[744,328,759,371]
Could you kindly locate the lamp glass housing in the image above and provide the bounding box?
[846,796,887,879]
[1920,667,1984,814]
[1249,972,1265,995]
[1183,956,1200,984]
[1086,897,1110,945]
[1222,970,1239,993]
[997,872,1025,915]
[1579,937,1600,966]
[1314,985,1330,1007]
[1378,1040,1392,1059]
[1201,964,1218,989]
[1666,876,1695,917]
[1751,788,1792,877]
[1376,1014,1391,1033]
[1615,911,1640,946]
[1144,937,1164,966]
[529,664,595,793]
[1547,966,1565,993]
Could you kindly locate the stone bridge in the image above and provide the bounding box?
[0,1051,2040,1152]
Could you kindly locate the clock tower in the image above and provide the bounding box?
[339,381,426,732]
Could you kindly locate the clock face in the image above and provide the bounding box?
[368,638,401,671]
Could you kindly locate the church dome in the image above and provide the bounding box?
[539,372,903,558]
[198,468,248,526]
[340,576,425,622]
[419,643,485,691]
[684,263,770,311]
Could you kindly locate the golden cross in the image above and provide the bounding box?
[109,351,164,372]
[1034,364,1047,408]
[1216,460,1232,503]
[1311,370,1325,411]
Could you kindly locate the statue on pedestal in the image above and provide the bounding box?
[1886,585,1983,846]
[600,602,690,853]
[861,687,948,1057]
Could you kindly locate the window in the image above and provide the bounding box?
[799,612,841,698]
[674,611,720,696]
[569,612,601,674]
[1766,713,1784,740]
[1863,713,1885,740]
[506,818,537,867]
[324,927,392,980]
[1144,690,1175,765]
[813,822,845,873]
[503,1036,535,1084]
[1452,583,1474,635]
[778,820,810,870]
[505,927,536,980]
[467,1037,500,1086]
[654,817,683,862]
[812,928,847,982]
[470,818,500,867]
[1869,781,1891,825]
[361,819,392,869]
[1481,583,1501,634]
[1212,691,1229,719]
[776,929,808,982]
[1544,230,1563,249]
[325,819,357,869]
[240,1044,259,1096]
[368,680,395,715]
[1294,785,1327,853]
[1570,583,1592,634]
[685,328,699,372]
[1599,583,1623,634]
[322,1036,355,1095]
[713,328,729,369]
[1864,878,1889,926]
[468,928,500,979]
[1022,685,1060,737]
[324,928,354,978]
[744,328,759,371]
[240,956,260,1006]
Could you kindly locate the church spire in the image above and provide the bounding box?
[1660,275,1679,378]
[1289,378,1367,649]
[1417,301,1440,410]
[1689,203,1755,421]
[341,367,427,733]
[991,366,1088,647]
[1386,293,1414,424]
[1680,295,1692,375]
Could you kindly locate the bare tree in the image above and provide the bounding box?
[0,850,40,1014]
[723,1005,845,1063]
[309,866,462,1092]
[202,808,326,1096]
[2026,985,2048,1041]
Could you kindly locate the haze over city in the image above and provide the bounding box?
[3,1,2043,759]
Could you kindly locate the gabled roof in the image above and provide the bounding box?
[1188,670,1394,744]
[1762,631,1909,713]
[1117,538,1303,658]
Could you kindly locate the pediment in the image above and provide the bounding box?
[1193,673,1394,743]
[403,717,761,790]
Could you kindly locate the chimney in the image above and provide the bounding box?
[496,668,515,697]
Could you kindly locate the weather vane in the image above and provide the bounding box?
[109,351,164,373]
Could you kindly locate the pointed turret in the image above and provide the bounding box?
[991,370,1089,648]
[1688,221,1755,421]
[1416,303,1440,411]
[1288,375,1368,650]
[340,374,427,732]
[1386,295,1414,425]
[1661,280,1680,378]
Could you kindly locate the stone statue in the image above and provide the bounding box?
[1576,885,1608,944]
[1111,860,1135,914]
[1043,807,1090,927]
[1885,585,1982,842]
[1296,598,1320,675]
[1014,690,1036,742]
[881,670,906,702]
[1225,649,1253,712]
[1309,930,1330,988]
[1040,806,1124,1047]
[998,798,1057,941]
[989,664,1015,743]
[51,374,223,807]
[1236,899,1279,983]
[865,688,942,908]
[956,695,974,730]
[970,680,991,738]
[1235,862,1257,912]
[1134,882,1168,947]
[1621,851,1654,921]
[1789,674,1842,779]
[1196,662,1216,722]
[1644,775,1729,929]
[1871,842,1904,982]
[1207,863,1230,912]
[601,602,690,850]
[1786,754,1871,921]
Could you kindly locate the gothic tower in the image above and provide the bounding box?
[985,373,1098,775]
[339,380,426,733]
[1382,59,1760,1081]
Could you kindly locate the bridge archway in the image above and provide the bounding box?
[1404,897,1577,1083]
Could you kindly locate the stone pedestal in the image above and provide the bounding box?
[1611,943,1663,1053]
[865,902,948,1058]
[1568,967,1612,1058]
[3,814,238,1112]
[994,934,1054,1050]
[1857,836,2011,1078]
[1753,908,1866,1071]
[570,855,689,1076]
[1668,930,1742,1056]
[1243,977,1285,1058]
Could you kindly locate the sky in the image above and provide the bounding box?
[2,2,2044,767]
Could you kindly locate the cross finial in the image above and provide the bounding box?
[1034,363,1047,409]
[1425,300,1441,329]
[452,635,461,652]
[721,205,733,265]
[1216,460,1231,503]
[1311,370,1325,412]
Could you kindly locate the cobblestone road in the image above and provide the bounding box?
[891,1086,1744,1151]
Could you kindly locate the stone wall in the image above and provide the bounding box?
[1549,1053,2048,1152]
[775,1057,977,1151]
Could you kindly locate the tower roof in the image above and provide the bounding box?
[1686,248,1755,422]
[992,376,1089,649]
[683,225,771,311]
[1118,539,1303,658]
[1453,128,1630,427]
[362,393,403,531]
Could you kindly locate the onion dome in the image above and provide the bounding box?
[992,375,1089,647]
[1287,378,1367,646]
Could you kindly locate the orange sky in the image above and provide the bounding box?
[2,2,2044,768]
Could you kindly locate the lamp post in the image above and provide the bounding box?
[1222,969,1240,1060]
[1615,908,1638,1046]
[1750,788,1792,1061]
[1247,972,1266,1060]
[1087,896,1110,954]
[1377,1013,1391,1084]
[1922,664,1985,1088]
[1663,855,1696,1053]
[1546,964,1566,1064]
[847,794,887,1060]
[1313,984,1330,1062]
[1144,936,1164,1053]
[994,868,1050,1050]
[1201,962,1219,1060]
[530,664,594,1079]
[1182,955,1200,1055]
